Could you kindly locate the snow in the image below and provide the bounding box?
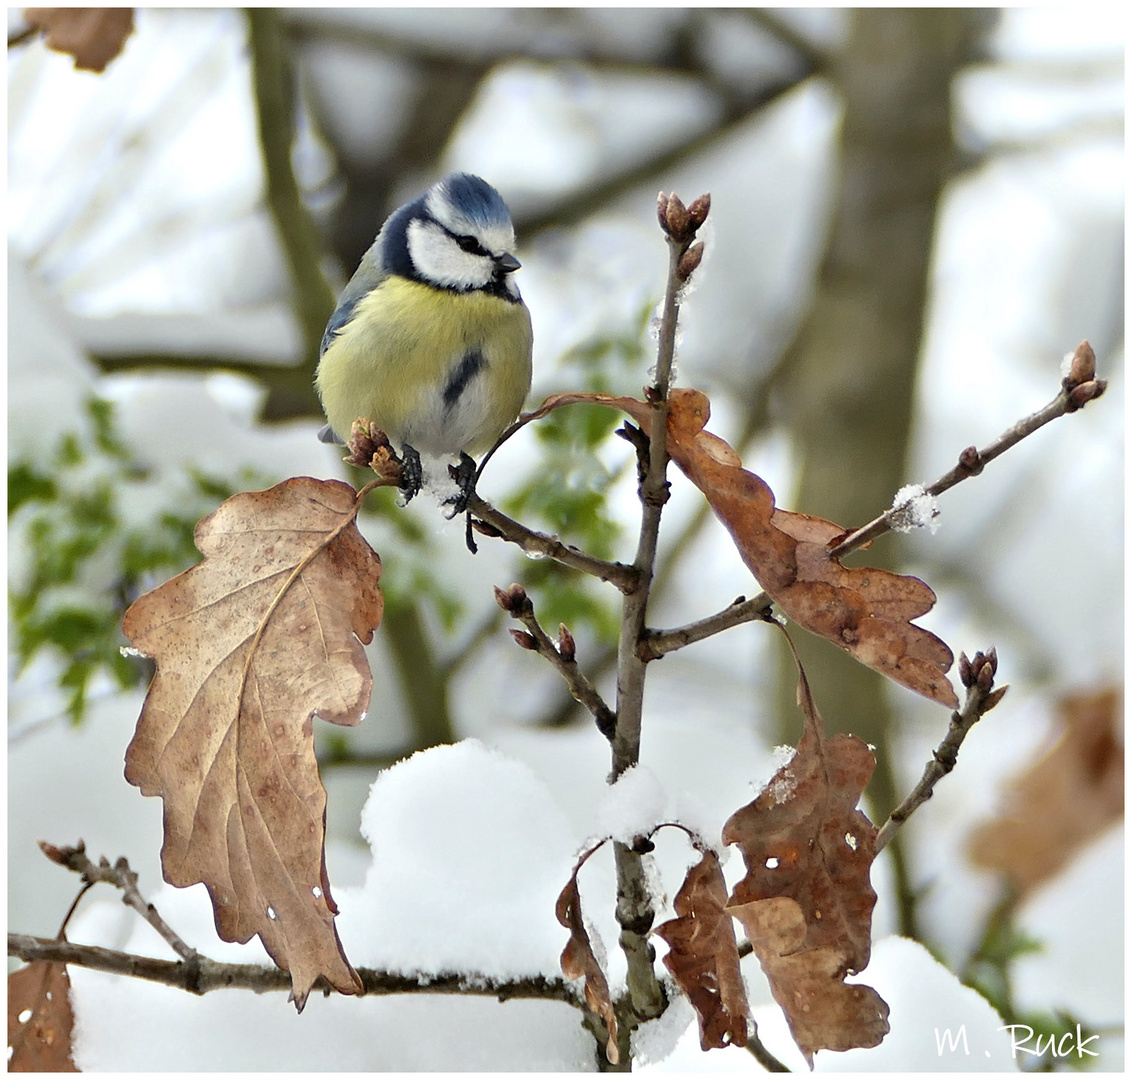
[337,740,578,980]
[592,764,669,845]
[889,483,941,534]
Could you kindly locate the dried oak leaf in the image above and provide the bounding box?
[722,639,889,1065]
[123,477,382,1009]
[969,686,1123,895]
[655,849,750,1050]
[556,871,620,1065]
[524,389,957,708]
[24,8,134,72]
[8,961,79,1072]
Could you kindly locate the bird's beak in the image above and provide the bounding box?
[497,252,521,273]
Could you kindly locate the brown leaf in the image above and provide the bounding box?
[723,633,889,1064]
[968,687,1124,895]
[523,390,957,708]
[123,477,382,1008]
[8,962,79,1071]
[655,850,750,1050]
[556,871,620,1065]
[24,9,134,72]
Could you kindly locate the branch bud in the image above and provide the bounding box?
[982,685,1008,713]
[557,623,576,662]
[493,583,529,615]
[1067,379,1106,411]
[509,628,539,651]
[1064,340,1096,387]
[976,661,995,693]
[471,518,504,539]
[687,192,711,228]
[656,191,670,232]
[677,241,704,282]
[958,651,972,687]
[957,445,983,475]
[38,839,74,865]
[664,194,690,239]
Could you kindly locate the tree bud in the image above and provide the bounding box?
[1067,379,1106,411]
[687,192,711,227]
[958,651,972,687]
[982,685,1008,713]
[664,194,690,238]
[976,661,995,693]
[493,583,529,614]
[656,191,670,232]
[1065,340,1096,387]
[958,446,982,474]
[558,623,576,662]
[677,241,704,282]
[509,628,538,651]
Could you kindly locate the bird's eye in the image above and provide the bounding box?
[455,234,484,255]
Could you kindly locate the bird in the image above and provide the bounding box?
[315,172,532,508]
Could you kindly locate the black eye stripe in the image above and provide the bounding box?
[453,233,488,256]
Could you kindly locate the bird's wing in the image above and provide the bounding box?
[320,237,388,357]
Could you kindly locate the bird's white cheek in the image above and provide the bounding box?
[407,219,492,289]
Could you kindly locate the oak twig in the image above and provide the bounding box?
[38,840,199,963]
[606,194,712,1043]
[640,595,776,660]
[494,585,617,740]
[638,344,1107,660]
[875,648,1008,853]
[467,494,639,593]
[7,933,580,1006]
[829,342,1105,560]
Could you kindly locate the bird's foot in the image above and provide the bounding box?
[443,452,477,518]
[397,444,423,504]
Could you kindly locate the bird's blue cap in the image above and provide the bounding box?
[432,172,513,229]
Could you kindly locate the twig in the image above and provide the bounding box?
[467,493,639,593]
[7,933,581,1006]
[746,1026,792,1072]
[606,194,711,1031]
[8,25,38,49]
[640,595,776,660]
[38,841,199,963]
[829,342,1106,560]
[494,584,617,740]
[640,344,1107,660]
[875,649,1008,853]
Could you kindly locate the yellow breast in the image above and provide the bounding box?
[316,277,533,456]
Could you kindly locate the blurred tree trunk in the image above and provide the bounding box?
[776,9,991,929]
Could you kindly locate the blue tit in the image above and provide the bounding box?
[315,172,533,502]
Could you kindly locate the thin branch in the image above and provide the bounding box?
[8,25,38,48]
[641,595,775,661]
[875,649,1008,853]
[829,345,1106,560]
[467,493,639,593]
[7,934,580,1006]
[38,841,200,962]
[638,345,1108,660]
[494,585,617,740]
[607,195,709,1030]
[746,1027,792,1072]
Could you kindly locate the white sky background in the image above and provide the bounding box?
[7,7,1124,1072]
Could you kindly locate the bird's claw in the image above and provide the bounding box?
[443,452,477,518]
[398,444,423,504]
